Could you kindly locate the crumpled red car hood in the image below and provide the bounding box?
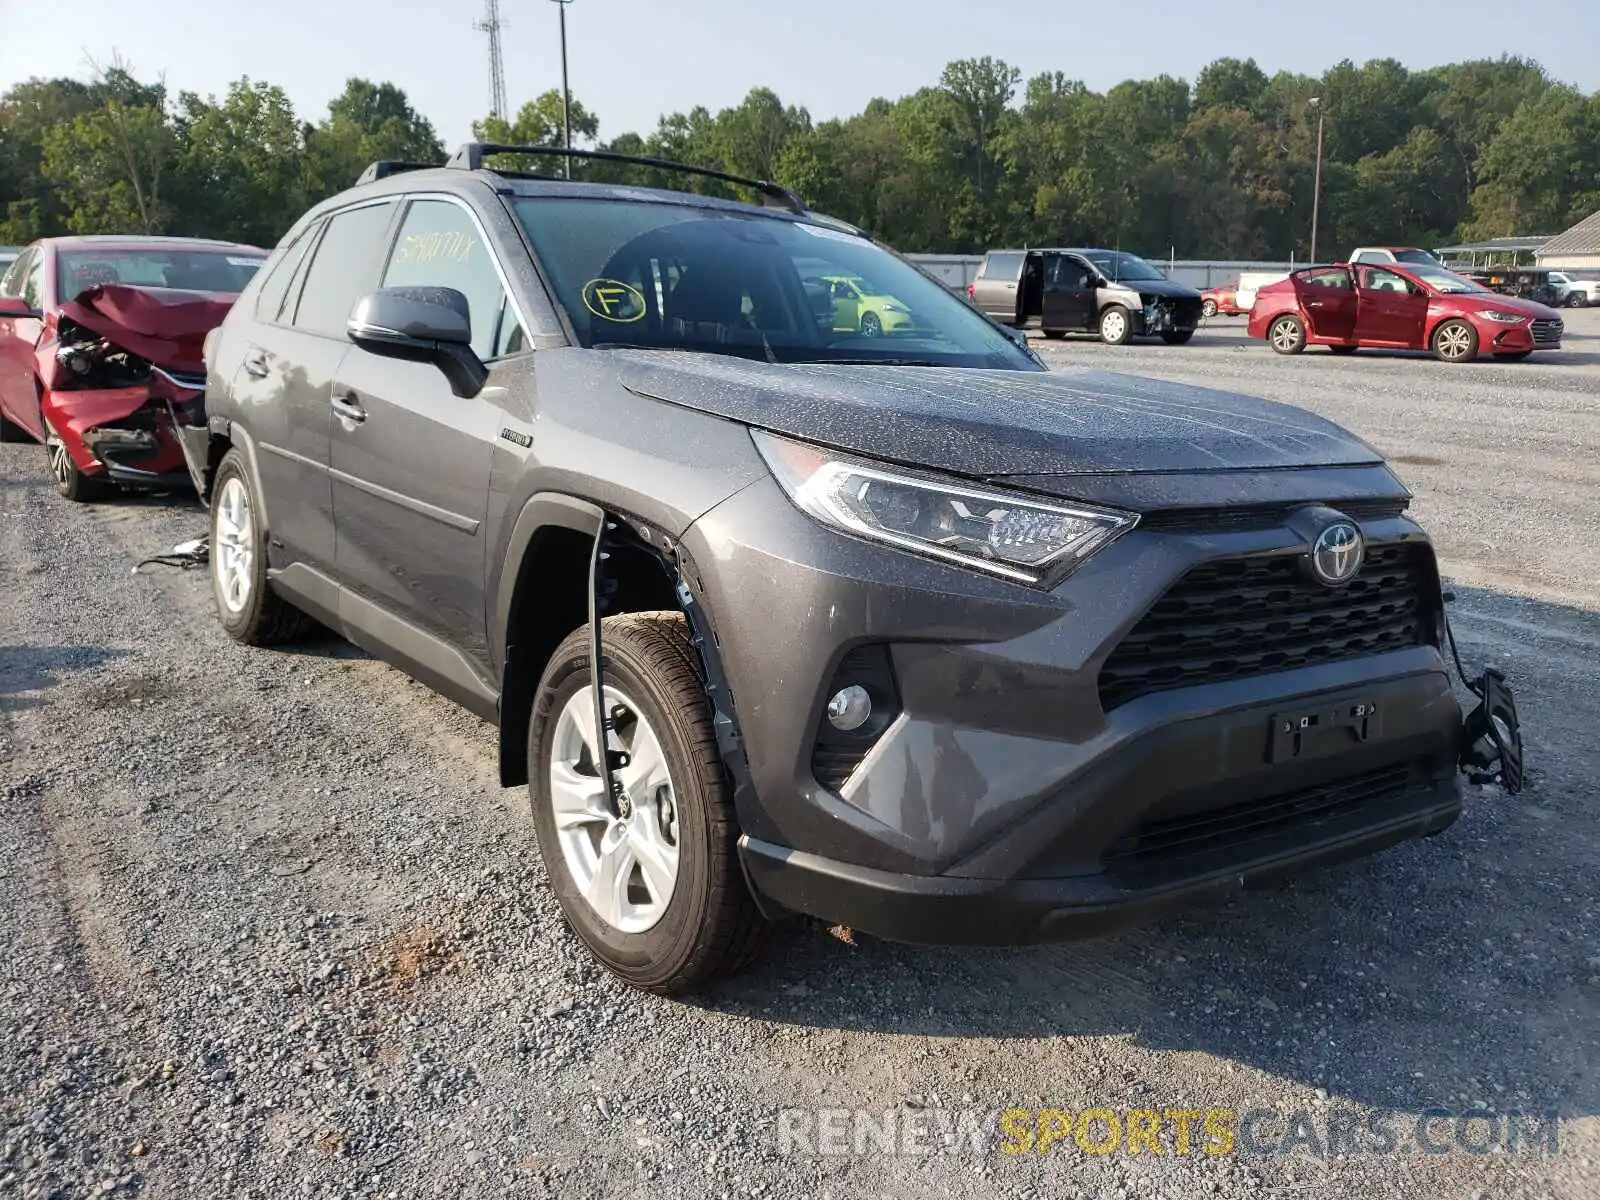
[57,284,237,374]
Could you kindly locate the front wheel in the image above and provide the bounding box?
[1431,318,1478,363]
[530,614,770,994]
[1268,315,1306,355]
[1201,299,1218,319]
[1566,292,1587,309]
[1159,329,1195,345]
[859,312,883,338]
[1098,305,1133,345]
[45,421,115,502]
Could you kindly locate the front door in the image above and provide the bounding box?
[1294,267,1358,342]
[0,249,46,439]
[1041,253,1096,333]
[1353,266,1429,346]
[330,196,528,662]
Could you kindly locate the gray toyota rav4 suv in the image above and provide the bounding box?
[189,143,1483,994]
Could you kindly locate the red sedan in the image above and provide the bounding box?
[1200,281,1247,317]
[0,235,266,500]
[1248,262,1564,363]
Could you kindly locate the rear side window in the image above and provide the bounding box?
[982,251,1024,279]
[20,253,43,309]
[0,248,30,297]
[1299,268,1352,289]
[380,198,522,361]
[291,202,396,338]
[254,223,320,324]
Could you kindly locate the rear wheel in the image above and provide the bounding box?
[530,614,770,994]
[1159,329,1194,345]
[1268,315,1306,355]
[1566,292,1587,309]
[1329,344,1359,355]
[1430,318,1478,363]
[1201,298,1218,319]
[45,421,116,502]
[210,449,312,645]
[1098,305,1133,345]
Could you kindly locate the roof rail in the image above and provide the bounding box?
[356,160,439,186]
[445,143,809,215]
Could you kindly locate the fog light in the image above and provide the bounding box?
[826,685,872,732]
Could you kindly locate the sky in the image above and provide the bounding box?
[2,0,1597,145]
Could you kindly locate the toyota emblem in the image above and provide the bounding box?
[1310,522,1365,587]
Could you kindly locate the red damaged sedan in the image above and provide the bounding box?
[0,235,266,500]
[1248,262,1564,363]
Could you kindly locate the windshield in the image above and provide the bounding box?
[1392,249,1441,266]
[1410,267,1487,294]
[1083,251,1167,282]
[58,248,266,297]
[511,198,1035,368]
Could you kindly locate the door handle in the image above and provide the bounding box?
[330,393,367,424]
[242,348,270,379]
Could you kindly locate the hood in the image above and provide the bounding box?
[614,352,1382,476]
[56,284,237,373]
[1458,293,1562,321]
[1102,277,1201,300]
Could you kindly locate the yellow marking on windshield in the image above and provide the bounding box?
[582,278,646,323]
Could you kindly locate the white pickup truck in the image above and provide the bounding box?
[1547,271,1598,308]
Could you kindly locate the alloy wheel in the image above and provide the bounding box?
[213,475,255,614]
[860,313,882,338]
[548,684,680,934]
[1271,318,1302,353]
[1435,323,1473,361]
[45,425,71,489]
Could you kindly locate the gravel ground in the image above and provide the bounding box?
[2,317,1597,1199]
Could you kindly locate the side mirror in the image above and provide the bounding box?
[0,296,37,318]
[347,286,487,398]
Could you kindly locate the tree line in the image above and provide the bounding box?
[3,54,1597,258]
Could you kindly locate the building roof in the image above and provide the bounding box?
[1435,236,1552,255]
[1538,210,1600,257]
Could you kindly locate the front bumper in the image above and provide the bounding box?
[42,384,197,488]
[685,477,1462,943]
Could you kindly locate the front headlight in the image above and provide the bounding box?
[1482,310,1527,323]
[753,431,1138,585]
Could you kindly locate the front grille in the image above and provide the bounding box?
[1102,763,1421,886]
[1531,318,1563,344]
[1098,542,1432,711]
[1137,498,1408,535]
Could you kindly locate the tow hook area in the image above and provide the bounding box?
[1442,591,1525,793]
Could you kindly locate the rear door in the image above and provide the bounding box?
[1040,253,1096,332]
[233,201,398,573]
[1293,267,1358,341]
[329,194,528,664]
[0,249,45,439]
[1353,266,1429,347]
[973,251,1024,322]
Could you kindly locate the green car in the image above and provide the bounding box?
[822,274,917,337]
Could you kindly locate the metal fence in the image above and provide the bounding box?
[906,254,1302,291]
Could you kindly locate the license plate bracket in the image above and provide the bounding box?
[1268,699,1381,762]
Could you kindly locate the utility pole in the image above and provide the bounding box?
[551,0,574,178]
[1309,97,1325,264]
[475,0,508,122]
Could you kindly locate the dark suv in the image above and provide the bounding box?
[189,143,1470,994]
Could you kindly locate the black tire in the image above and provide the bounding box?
[1041,329,1066,340]
[1430,318,1479,363]
[1159,329,1195,345]
[1494,350,1532,362]
[210,449,312,645]
[859,312,883,338]
[1267,314,1306,355]
[1201,299,1218,319]
[1565,292,1587,309]
[1098,305,1133,345]
[1329,344,1359,355]
[530,614,770,995]
[0,404,28,443]
[45,422,116,502]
